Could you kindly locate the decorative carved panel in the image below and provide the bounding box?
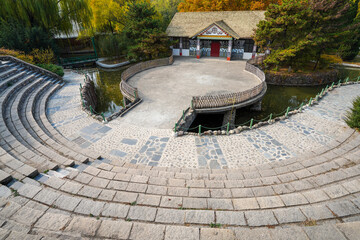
[199,25,228,36]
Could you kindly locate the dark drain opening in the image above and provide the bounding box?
[188,113,224,133]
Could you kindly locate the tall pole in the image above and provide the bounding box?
[196,38,201,59]
[227,39,233,61]
[179,37,183,56]
[91,37,98,59]
[252,44,257,59]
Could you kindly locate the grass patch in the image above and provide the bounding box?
[130,201,137,206]
[10,189,19,197]
[345,96,360,130]
[303,219,317,226]
[36,63,64,77]
[209,223,221,228]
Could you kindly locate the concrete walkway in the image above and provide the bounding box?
[2,57,360,239]
[48,68,360,169]
[123,57,261,129]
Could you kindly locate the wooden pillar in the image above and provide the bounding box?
[179,37,183,56]
[196,38,201,59]
[227,39,233,61]
[252,45,257,59]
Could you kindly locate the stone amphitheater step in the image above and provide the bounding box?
[36,80,101,161]
[1,57,360,239]
[10,77,77,167]
[24,79,90,164]
[20,131,357,215]
[0,192,359,240]
[0,66,20,79]
[0,170,12,185]
[0,71,59,172]
[0,146,39,180]
[38,159,360,212]
[20,132,357,206]
[57,129,360,184]
[0,63,12,72]
[1,180,360,239]
[0,70,30,90]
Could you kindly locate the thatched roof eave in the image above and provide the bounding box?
[166,11,265,39]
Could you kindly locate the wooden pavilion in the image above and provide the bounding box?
[166,11,265,60]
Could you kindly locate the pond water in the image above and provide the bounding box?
[190,66,360,130]
[77,66,129,117]
[77,65,359,127]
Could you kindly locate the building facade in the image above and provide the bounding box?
[166,11,265,60]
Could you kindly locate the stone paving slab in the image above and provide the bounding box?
[47,68,360,169]
[3,54,360,240]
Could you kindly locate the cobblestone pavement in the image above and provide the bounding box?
[48,70,360,169]
[3,58,360,239]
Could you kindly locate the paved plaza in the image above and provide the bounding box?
[1,57,360,239]
[124,57,261,128]
[48,69,360,169]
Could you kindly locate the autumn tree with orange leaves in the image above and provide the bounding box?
[178,0,282,12]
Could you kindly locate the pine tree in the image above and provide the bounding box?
[178,0,281,12]
[123,0,161,43]
[254,0,359,70]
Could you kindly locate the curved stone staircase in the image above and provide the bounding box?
[0,56,360,239]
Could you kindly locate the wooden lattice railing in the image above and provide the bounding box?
[120,54,174,102]
[192,56,267,110]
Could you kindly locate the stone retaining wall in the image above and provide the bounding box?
[265,69,339,86]
[0,55,62,81]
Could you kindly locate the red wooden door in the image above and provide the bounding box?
[210,42,220,57]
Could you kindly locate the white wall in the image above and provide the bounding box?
[182,49,190,56]
[173,49,180,56]
[243,53,254,60]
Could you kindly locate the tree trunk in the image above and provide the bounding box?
[109,21,114,34]
[313,51,322,71]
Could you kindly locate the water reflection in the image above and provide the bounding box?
[79,66,129,117]
[77,65,359,122]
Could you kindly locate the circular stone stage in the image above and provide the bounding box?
[123,57,262,129]
[50,69,360,169]
[2,57,360,239]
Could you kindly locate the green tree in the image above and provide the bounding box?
[254,0,358,70]
[178,0,282,12]
[88,0,128,34]
[0,0,91,35]
[338,0,360,61]
[152,0,184,30]
[0,0,91,53]
[254,0,314,70]
[123,0,161,43]
[128,32,172,61]
[310,0,358,69]
[123,0,172,61]
[98,33,127,57]
[0,20,57,53]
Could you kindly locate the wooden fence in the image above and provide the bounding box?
[120,54,174,102]
[192,56,266,110]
